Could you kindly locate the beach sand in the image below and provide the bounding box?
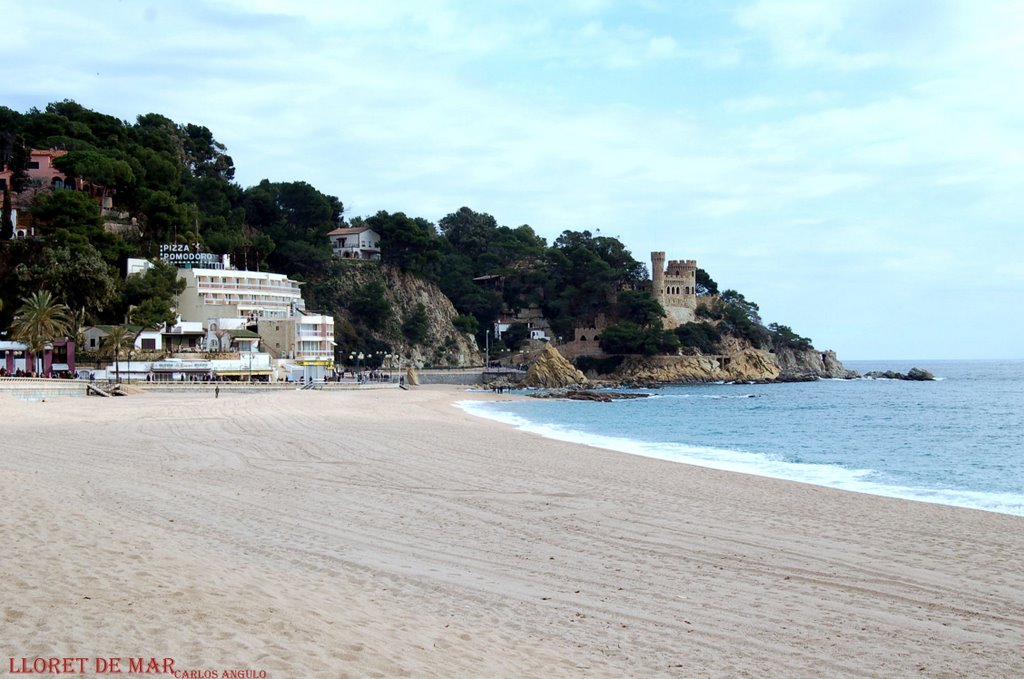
[1,386,1022,678]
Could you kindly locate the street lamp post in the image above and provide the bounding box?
[128,349,134,384]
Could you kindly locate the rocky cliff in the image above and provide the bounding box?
[773,347,859,380]
[609,339,855,384]
[614,348,781,383]
[312,261,482,368]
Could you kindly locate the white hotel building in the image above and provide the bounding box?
[176,268,305,323]
[173,267,336,378]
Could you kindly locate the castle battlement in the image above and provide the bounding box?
[666,259,696,277]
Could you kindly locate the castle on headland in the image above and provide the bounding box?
[648,251,698,330]
[558,251,700,360]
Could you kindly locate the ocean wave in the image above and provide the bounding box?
[455,400,1024,517]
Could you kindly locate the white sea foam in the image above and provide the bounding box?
[455,400,1024,517]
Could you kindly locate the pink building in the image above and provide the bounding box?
[0,148,73,191]
[0,339,76,377]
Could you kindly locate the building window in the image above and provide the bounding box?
[27,161,40,170]
[141,338,156,350]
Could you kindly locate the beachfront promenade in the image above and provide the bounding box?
[1,366,526,400]
[0,376,399,397]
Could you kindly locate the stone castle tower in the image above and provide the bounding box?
[651,251,698,329]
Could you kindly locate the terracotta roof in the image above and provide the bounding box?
[326,226,373,236]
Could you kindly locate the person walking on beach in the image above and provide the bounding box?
[215,385,220,399]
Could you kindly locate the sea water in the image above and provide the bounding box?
[458,360,1024,517]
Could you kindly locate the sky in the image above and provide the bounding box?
[3,1,1022,360]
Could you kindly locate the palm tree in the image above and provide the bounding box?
[99,325,135,384]
[10,290,71,376]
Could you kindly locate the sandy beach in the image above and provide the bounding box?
[1,386,1022,678]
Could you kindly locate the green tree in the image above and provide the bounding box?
[438,207,498,261]
[366,211,444,278]
[53,149,136,200]
[137,188,186,243]
[1,187,12,241]
[501,322,531,352]
[768,323,813,351]
[348,281,391,330]
[695,268,718,296]
[243,179,340,276]
[121,261,186,329]
[1,131,31,240]
[401,303,430,344]
[452,314,478,335]
[99,325,135,383]
[541,230,646,339]
[31,190,128,266]
[10,290,72,375]
[675,322,722,354]
[182,123,235,181]
[616,290,665,327]
[698,290,770,348]
[12,245,120,321]
[720,289,762,324]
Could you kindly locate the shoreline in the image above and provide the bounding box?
[455,394,1024,519]
[2,386,1022,677]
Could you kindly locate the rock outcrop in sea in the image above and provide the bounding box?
[519,344,588,389]
[773,347,860,380]
[863,368,935,381]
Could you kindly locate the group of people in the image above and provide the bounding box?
[0,367,75,379]
[330,369,393,383]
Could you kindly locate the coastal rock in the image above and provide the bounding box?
[519,345,588,389]
[863,368,935,381]
[529,389,650,402]
[774,347,859,380]
[821,350,860,379]
[613,348,781,383]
